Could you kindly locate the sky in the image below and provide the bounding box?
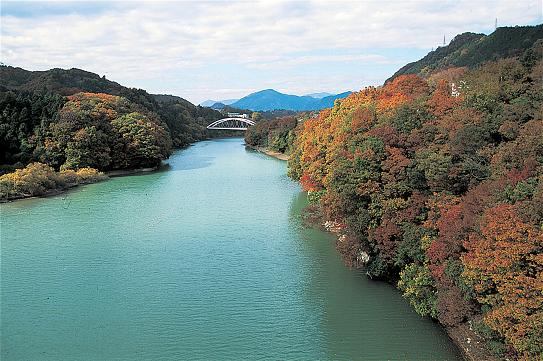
[1,1,541,104]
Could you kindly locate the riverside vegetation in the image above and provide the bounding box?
[0,162,106,200]
[246,25,543,360]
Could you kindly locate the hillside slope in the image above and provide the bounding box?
[388,24,543,81]
[200,99,238,107]
[287,30,543,360]
[0,66,224,147]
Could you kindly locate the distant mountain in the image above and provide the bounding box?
[388,24,543,82]
[200,98,238,107]
[210,102,226,109]
[305,92,333,99]
[229,89,351,111]
[320,92,352,108]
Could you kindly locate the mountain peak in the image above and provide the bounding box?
[252,88,281,95]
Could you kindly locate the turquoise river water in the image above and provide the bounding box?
[1,138,462,360]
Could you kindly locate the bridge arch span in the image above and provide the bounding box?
[207,117,255,131]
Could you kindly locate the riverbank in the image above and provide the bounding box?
[0,163,108,203]
[301,200,494,361]
[0,164,161,203]
[246,145,289,161]
[1,138,233,203]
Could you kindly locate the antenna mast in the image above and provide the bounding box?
[495,18,498,30]
[443,34,446,46]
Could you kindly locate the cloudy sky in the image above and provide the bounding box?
[1,1,541,104]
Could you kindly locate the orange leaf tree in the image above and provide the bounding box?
[462,204,543,358]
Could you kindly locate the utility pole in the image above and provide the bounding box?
[443,34,446,46]
[495,18,498,30]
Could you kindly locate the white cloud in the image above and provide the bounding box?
[245,54,404,70]
[1,0,541,103]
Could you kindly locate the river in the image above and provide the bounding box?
[1,138,461,360]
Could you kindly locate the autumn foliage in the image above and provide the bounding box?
[0,162,106,200]
[43,92,171,171]
[288,54,543,359]
[463,205,543,359]
[0,92,173,199]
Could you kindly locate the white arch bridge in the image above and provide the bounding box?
[206,117,255,131]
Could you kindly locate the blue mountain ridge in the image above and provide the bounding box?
[230,89,351,111]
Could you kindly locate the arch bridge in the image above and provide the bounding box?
[207,117,255,131]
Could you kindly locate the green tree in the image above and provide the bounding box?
[398,263,438,318]
[111,112,171,168]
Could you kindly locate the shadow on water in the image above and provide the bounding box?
[156,163,171,173]
[287,192,462,361]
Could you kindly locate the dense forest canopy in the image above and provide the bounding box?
[0,65,231,199]
[0,65,226,155]
[0,89,65,166]
[286,48,542,359]
[0,90,175,199]
[245,115,299,153]
[0,89,172,171]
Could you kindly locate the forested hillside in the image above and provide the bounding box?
[389,25,543,81]
[287,44,542,359]
[0,66,229,200]
[245,115,299,153]
[244,25,543,359]
[0,65,224,149]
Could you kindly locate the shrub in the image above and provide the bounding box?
[0,162,106,201]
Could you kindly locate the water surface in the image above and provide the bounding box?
[1,138,461,360]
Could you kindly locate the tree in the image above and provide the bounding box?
[45,93,171,171]
[111,112,171,168]
[63,126,112,170]
[398,263,438,318]
[285,54,543,359]
[462,204,543,358]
